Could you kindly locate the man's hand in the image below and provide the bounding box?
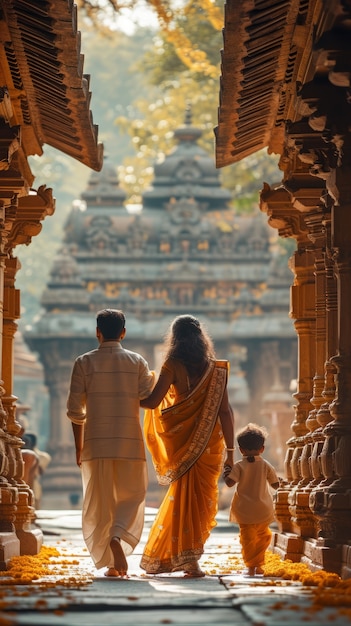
[76,448,82,468]
[72,422,84,468]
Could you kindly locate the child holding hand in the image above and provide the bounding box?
[223,423,280,576]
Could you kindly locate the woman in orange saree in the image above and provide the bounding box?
[140,315,235,577]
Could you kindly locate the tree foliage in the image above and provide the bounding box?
[112,0,280,210]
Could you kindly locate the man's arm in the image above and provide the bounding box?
[67,360,86,467]
[72,422,84,468]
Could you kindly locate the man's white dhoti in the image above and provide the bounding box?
[81,459,147,570]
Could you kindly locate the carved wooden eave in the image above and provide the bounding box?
[8,185,55,249]
[0,0,103,172]
[214,0,350,169]
[215,0,300,167]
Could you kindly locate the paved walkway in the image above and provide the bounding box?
[1,508,350,625]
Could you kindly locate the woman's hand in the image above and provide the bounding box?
[224,450,234,468]
[140,368,173,409]
[223,464,235,487]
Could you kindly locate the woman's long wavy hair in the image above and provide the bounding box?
[163,315,215,378]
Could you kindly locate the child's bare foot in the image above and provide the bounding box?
[109,536,128,576]
[244,567,256,576]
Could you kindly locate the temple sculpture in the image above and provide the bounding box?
[215,0,351,578]
[26,112,297,507]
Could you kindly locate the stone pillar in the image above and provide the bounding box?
[314,215,338,487]
[260,183,310,559]
[313,179,351,541]
[2,256,42,555]
[0,209,20,568]
[306,141,351,576]
[287,244,317,539]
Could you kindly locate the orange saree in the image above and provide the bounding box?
[140,360,228,574]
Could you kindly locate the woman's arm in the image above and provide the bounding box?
[218,387,235,467]
[140,366,173,409]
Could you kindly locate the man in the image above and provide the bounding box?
[67,309,154,577]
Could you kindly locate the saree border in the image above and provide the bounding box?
[155,360,228,485]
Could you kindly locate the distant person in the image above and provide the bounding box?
[139,314,235,578]
[223,423,280,576]
[67,309,154,578]
[23,432,51,509]
[21,433,40,494]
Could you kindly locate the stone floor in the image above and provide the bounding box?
[0,508,350,626]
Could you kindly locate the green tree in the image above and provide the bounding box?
[114,0,281,209]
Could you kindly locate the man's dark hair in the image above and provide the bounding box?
[96,309,125,340]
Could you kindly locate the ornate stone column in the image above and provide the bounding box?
[2,257,42,555]
[287,241,317,539]
[312,150,351,566]
[0,206,20,567]
[260,183,313,559]
[314,214,337,488]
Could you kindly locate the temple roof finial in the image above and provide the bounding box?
[184,102,192,126]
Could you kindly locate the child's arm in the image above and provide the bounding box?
[271,476,287,490]
[223,464,236,488]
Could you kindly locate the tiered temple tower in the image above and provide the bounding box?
[26,113,296,506]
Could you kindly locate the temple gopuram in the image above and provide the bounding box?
[26,113,297,507]
[215,0,351,577]
[0,0,102,565]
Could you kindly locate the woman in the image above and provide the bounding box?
[140,314,235,577]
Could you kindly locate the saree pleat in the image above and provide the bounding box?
[140,361,228,574]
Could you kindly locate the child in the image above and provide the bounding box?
[223,423,280,576]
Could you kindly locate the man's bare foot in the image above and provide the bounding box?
[255,566,264,575]
[104,567,128,578]
[110,537,128,576]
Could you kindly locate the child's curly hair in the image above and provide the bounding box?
[237,423,268,452]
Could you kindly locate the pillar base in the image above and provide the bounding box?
[17,525,43,556]
[271,530,351,578]
[302,537,342,574]
[270,530,304,562]
[0,532,20,570]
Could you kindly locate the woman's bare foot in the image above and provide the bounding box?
[183,562,205,578]
[109,536,128,577]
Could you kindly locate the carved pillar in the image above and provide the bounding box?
[2,256,42,555]
[313,154,351,549]
[260,183,310,558]
[286,209,326,545]
[287,242,317,538]
[315,214,338,487]
[0,206,20,567]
